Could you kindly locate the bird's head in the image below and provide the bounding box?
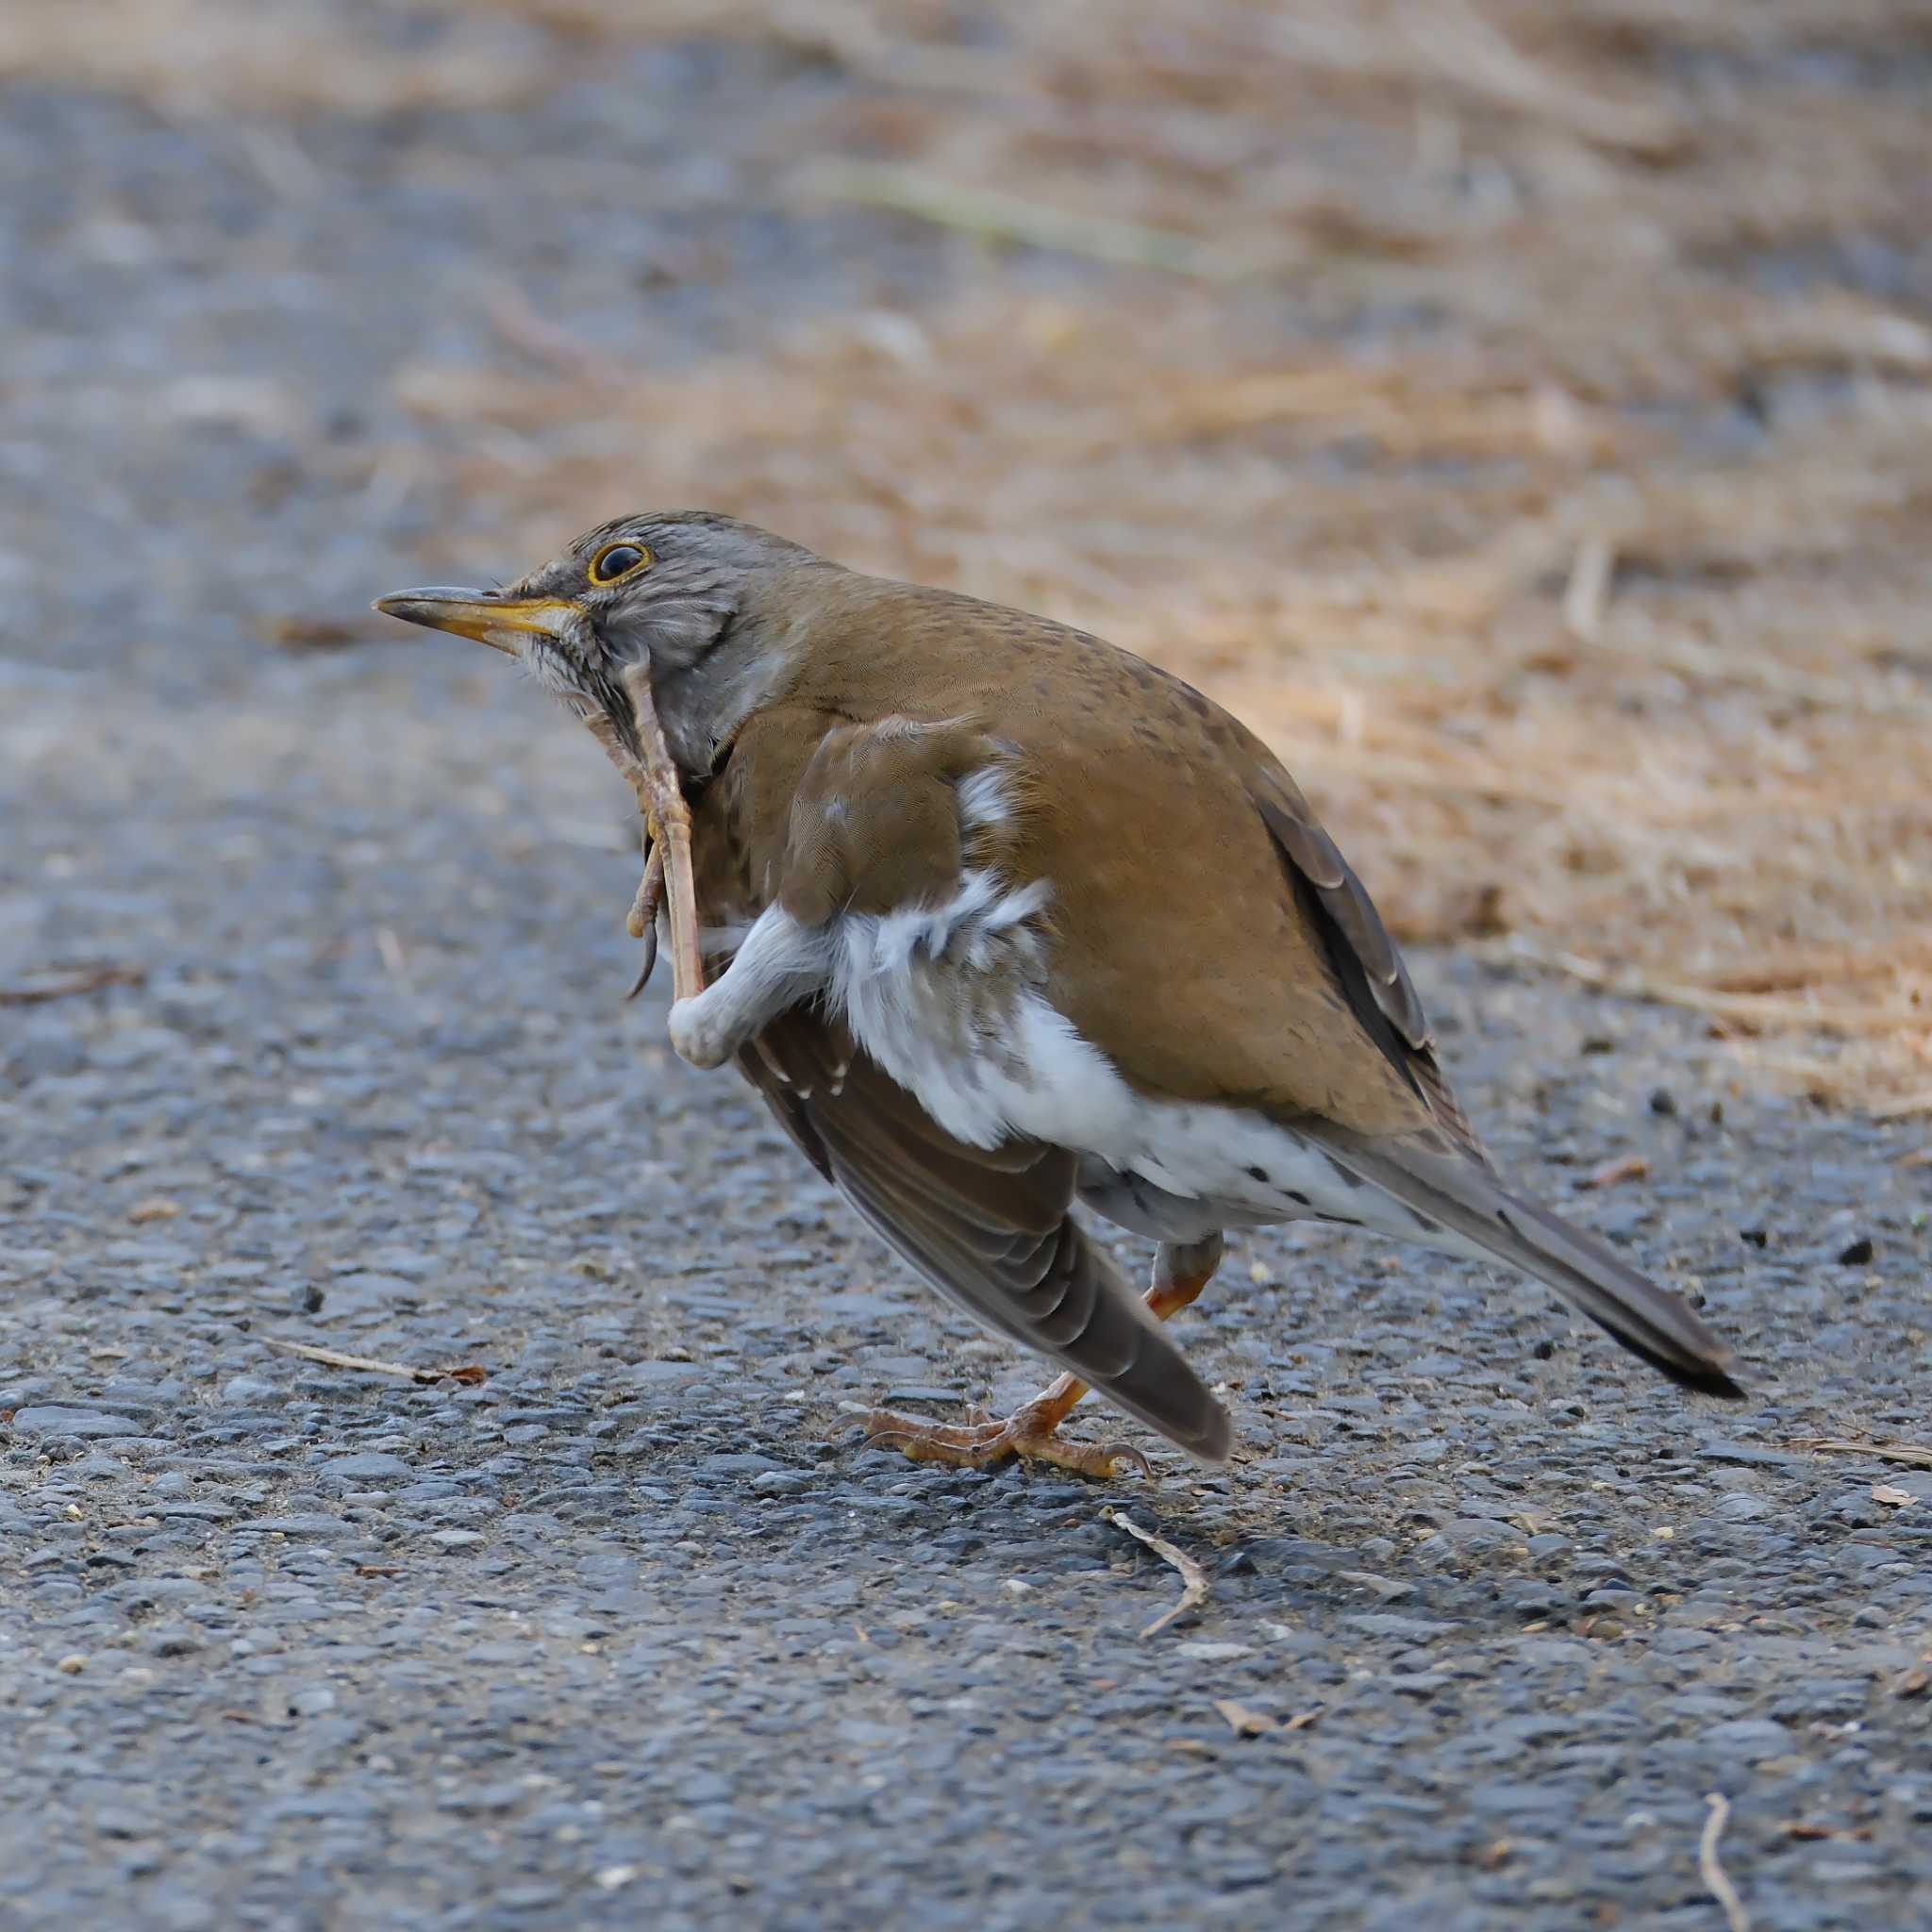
[375,511,822,775]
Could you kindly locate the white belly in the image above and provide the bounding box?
[674,867,1457,1250]
[829,874,1447,1246]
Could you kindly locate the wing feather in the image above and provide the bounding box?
[1251,764,1488,1160]
[736,1007,1231,1459]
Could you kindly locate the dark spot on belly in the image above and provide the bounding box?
[1285,1190,1310,1208]
[1245,1165,1270,1184]
[1326,1155,1366,1190]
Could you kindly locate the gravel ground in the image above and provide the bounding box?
[6,42,1932,1932]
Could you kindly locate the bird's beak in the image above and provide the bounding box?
[372,586,586,657]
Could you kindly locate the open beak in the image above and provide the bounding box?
[373,586,585,656]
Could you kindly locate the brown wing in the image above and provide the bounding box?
[777,715,1015,924]
[735,1006,1231,1461]
[1248,761,1489,1163]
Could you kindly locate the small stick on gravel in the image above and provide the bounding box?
[1700,1792,1751,1932]
[1212,1697,1275,1738]
[1585,1151,1649,1188]
[1562,531,1615,643]
[796,161,1263,281]
[1871,1090,1932,1121]
[258,1337,486,1385]
[1103,1507,1209,1638]
[1475,939,1926,1033]
[1795,1438,1932,1470]
[0,963,146,1007]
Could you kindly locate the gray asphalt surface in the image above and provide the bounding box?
[6,30,1932,1932]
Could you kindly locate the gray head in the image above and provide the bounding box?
[375,511,825,774]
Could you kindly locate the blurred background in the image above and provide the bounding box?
[3,0,1929,1113]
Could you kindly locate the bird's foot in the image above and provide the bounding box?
[667,992,736,1069]
[859,1400,1150,1481]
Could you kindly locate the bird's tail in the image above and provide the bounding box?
[1310,1128,1743,1396]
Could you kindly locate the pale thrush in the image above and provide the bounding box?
[376,512,1740,1475]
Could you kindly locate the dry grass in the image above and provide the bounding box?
[396,291,1932,1111]
[0,0,537,115]
[19,0,1932,1108]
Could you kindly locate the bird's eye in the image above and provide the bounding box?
[590,541,651,585]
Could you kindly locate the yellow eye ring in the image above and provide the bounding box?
[589,541,652,585]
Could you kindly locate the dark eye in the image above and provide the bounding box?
[590,541,651,585]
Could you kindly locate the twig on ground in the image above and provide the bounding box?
[1795,1438,1932,1470]
[485,282,625,388]
[258,1337,487,1385]
[1402,0,1688,157]
[1103,1507,1209,1637]
[0,964,146,1006]
[374,925,408,981]
[1870,1090,1932,1121]
[1699,941,1932,993]
[795,162,1274,280]
[1562,533,1615,642]
[1700,1792,1752,1932]
[1212,1698,1274,1737]
[258,614,382,651]
[1585,1152,1649,1188]
[1624,628,1932,723]
[1480,941,1924,1034]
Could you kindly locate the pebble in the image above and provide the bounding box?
[323,1452,412,1480]
[8,1407,142,1439]
[750,1470,815,1495]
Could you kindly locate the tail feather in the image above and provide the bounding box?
[1309,1128,1743,1397]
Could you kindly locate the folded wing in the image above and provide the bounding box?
[736,1006,1232,1459]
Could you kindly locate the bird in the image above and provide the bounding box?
[375,510,1741,1476]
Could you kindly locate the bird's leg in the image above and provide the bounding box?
[617,665,704,1003]
[666,902,833,1069]
[861,1233,1225,1479]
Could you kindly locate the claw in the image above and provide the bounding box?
[860,1406,1151,1482]
[622,841,666,1000]
[840,1241,1218,1484]
[624,919,659,1001]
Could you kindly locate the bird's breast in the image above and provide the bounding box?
[827,866,1077,1149]
[822,870,1439,1248]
